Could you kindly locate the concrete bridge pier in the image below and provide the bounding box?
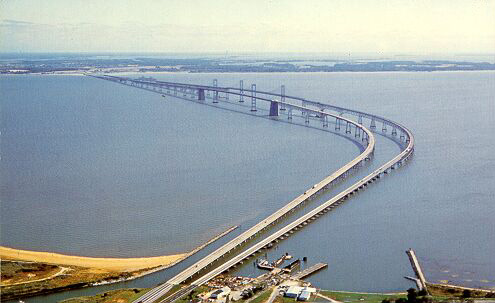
[371,118,376,129]
[239,80,244,102]
[198,89,205,101]
[251,84,257,111]
[335,117,341,131]
[322,115,329,127]
[269,100,279,116]
[345,121,352,134]
[355,126,361,138]
[280,85,286,110]
[213,79,219,103]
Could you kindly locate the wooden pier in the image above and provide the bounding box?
[292,263,328,280]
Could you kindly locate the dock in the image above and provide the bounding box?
[406,249,429,293]
[292,263,328,280]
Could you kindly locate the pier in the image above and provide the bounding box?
[406,249,429,293]
[292,263,328,280]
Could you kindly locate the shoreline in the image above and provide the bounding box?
[1,69,495,77]
[0,225,238,274]
[0,226,239,301]
[0,246,187,272]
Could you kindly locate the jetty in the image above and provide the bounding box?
[406,249,429,293]
[292,263,328,280]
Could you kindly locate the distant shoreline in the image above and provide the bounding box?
[1,69,495,76]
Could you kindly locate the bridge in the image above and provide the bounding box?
[88,75,414,303]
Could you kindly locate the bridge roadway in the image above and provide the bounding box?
[95,75,409,145]
[134,120,412,303]
[143,114,414,303]
[89,75,413,303]
[168,108,414,295]
[91,75,372,145]
[80,77,376,303]
[131,123,375,303]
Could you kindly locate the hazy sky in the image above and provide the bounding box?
[1,0,494,53]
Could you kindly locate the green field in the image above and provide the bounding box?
[60,288,149,303]
[319,291,406,303]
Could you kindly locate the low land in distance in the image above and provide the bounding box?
[1,54,494,74]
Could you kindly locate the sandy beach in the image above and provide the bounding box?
[0,246,187,272]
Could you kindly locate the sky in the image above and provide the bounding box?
[1,0,494,54]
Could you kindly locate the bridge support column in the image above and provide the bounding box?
[239,80,244,102]
[198,89,205,101]
[335,117,341,131]
[280,85,286,111]
[346,121,351,134]
[371,118,376,129]
[213,79,219,103]
[382,122,387,132]
[251,84,257,111]
[355,126,361,138]
[392,127,397,136]
[305,112,310,124]
[323,115,328,127]
[269,100,279,116]
[288,108,293,120]
[358,115,363,125]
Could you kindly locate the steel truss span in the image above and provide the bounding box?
[88,75,413,303]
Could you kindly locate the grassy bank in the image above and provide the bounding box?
[0,260,158,301]
[60,288,149,303]
[320,291,406,303]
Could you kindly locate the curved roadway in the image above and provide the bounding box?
[88,75,413,303]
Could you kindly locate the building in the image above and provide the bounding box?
[297,290,311,301]
[284,286,316,301]
[210,287,231,299]
[284,286,302,298]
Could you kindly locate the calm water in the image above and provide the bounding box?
[1,71,494,302]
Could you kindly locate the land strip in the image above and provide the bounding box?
[0,226,238,301]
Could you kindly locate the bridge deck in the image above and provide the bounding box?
[88,75,414,303]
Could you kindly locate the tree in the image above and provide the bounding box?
[462,290,471,299]
[407,288,418,303]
